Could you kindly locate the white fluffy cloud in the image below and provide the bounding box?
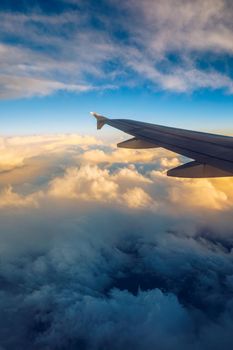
[48,165,119,201]
[48,165,155,209]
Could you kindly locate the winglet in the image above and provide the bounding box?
[90,112,107,130]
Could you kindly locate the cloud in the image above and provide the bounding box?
[0,132,233,349]
[48,165,154,209]
[48,165,119,201]
[0,75,93,99]
[0,133,232,213]
[168,177,229,210]
[127,61,233,93]
[80,146,177,165]
[125,0,233,53]
[0,185,40,208]
[122,186,154,208]
[149,171,232,211]
[0,0,233,97]
[0,133,101,172]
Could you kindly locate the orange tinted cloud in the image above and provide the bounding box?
[0,133,232,213]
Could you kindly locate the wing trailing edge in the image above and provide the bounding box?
[167,161,233,178]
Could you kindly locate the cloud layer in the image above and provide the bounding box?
[0,0,233,98]
[0,133,233,349]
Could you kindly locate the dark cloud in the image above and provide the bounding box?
[0,199,233,350]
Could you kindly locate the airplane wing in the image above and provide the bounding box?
[91,112,233,178]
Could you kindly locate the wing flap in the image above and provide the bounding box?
[167,161,233,178]
[117,137,159,149]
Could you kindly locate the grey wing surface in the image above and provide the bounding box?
[91,112,233,178]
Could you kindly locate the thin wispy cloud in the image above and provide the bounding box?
[0,0,233,98]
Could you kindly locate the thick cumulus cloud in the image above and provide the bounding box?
[0,133,101,172]
[0,134,233,349]
[0,0,233,97]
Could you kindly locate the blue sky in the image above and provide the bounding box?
[0,0,233,135]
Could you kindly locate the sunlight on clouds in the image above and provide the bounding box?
[8,134,101,147]
[211,178,233,201]
[48,166,118,201]
[151,171,231,211]
[0,186,40,208]
[122,187,154,209]
[113,166,152,185]
[80,147,173,164]
[0,134,232,212]
[0,134,102,172]
[169,179,228,210]
[48,164,154,208]
[160,157,181,168]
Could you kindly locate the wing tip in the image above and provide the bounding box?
[90,112,107,130]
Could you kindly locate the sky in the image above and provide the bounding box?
[0,0,233,134]
[1,1,233,350]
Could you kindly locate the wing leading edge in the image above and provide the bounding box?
[91,112,233,178]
